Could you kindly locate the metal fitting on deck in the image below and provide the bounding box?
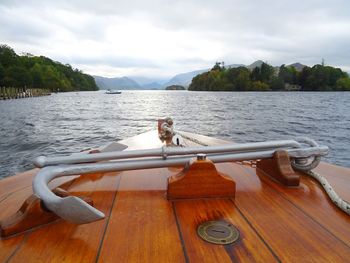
[197,153,207,161]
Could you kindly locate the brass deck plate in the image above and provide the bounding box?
[197,220,240,245]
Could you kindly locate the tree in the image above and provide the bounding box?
[189,61,350,92]
[0,44,17,67]
[42,65,61,91]
[235,68,251,91]
[336,78,350,91]
[260,63,274,82]
[0,44,99,91]
[298,66,310,89]
[0,63,4,86]
[279,65,297,84]
[211,62,224,72]
[189,68,228,91]
[270,76,285,90]
[30,63,44,88]
[299,65,347,91]
[251,66,261,81]
[226,67,251,91]
[4,66,32,87]
[251,81,270,91]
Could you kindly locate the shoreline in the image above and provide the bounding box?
[0,87,51,100]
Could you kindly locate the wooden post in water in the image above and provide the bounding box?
[5,87,9,99]
[0,87,51,100]
[8,87,12,99]
[4,87,6,99]
[8,87,13,99]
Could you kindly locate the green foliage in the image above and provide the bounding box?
[165,85,185,90]
[226,67,251,91]
[278,65,297,84]
[299,65,347,91]
[189,61,350,92]
[0,63,4,86]
[269,76,285,91]
[251,81,270,91]
[30,63,44,88]
[0,44,98,92]
[211,62,225,71]
[189,70,226,91]
[4,66,32,87]
[251,63,274,82]
[0,44,17,67]
[336,77,350,91]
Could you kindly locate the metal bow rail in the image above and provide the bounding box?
[33,137,328,224]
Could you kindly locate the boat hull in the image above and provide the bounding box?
[1,130,350,262]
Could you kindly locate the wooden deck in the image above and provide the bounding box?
[0,130,350,262]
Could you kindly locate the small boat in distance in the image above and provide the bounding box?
[105,89,121,94]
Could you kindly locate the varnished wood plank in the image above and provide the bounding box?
[115,168,171,191]
[97,169,185,263]
[0,169,38,200]
[6,172,121,263]
[215,163,350,262]
[173,198,279,263]
[314,162,350,200]
[252,164,350,247]
[0,235,24,262]
[0,176,79,220]
[0,174,79,260]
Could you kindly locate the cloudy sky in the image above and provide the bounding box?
[1,0,349,78]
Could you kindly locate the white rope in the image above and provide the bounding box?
[174,131,350,216]
[306,170,350,215]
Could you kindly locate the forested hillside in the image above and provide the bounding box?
[189,62,350,91]
[0,44,98,92]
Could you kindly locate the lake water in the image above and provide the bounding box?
[0,91,349,178]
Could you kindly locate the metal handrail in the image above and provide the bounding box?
[32,138,328,224]
[34,139,302,167]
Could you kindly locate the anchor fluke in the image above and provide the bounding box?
[45,196,105,224]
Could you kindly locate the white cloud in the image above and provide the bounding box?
[1,0,349,77]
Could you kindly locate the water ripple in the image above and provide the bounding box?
[0,90,349,178]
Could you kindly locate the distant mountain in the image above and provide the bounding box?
[94,76,165,90]
[163,69,208,88]
[288,62,306,71]
[94,76,140,90]
[130,76,167,86]
[246,61,306,72]
[247,60,265,70]
[93,61,307,90]
[141,82,163,89]
[227,64,245,69]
